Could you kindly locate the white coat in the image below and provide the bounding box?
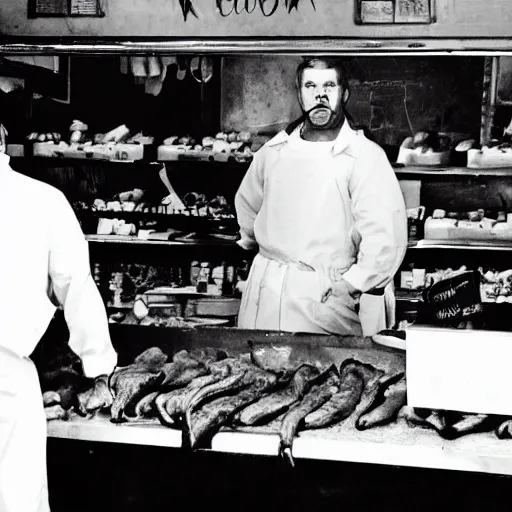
[235,121,408,337]
[0,154,117,512]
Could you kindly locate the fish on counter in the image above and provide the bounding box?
[399,407,499,440]
[42,340,512,461]
[249,340,333,375]
[154,357,245,426]
[234,363,320,426]
[161,347,228,388]
[76,378,113,416]
[279,365,341,467]
[304,359,369,429]
[109,347,168,423]
[155,374,223,427]
[185,367,279,449]
[43,391,69,421]
[356,374,407,431]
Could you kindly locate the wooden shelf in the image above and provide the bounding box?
[410,240,512,251]
[85,235,512,253]
[11,156,512,178]
[8,155,251,169]
[85,234,238,247]
[394,165,512,178]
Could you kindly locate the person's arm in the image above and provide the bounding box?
[341,148,408,296]
[48,191,117,380]
[234,152,265,251]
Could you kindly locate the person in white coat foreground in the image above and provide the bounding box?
[0,134,118,511]
[235,58,408,337]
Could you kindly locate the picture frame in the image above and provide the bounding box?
[355,0,436,25]
[27,0,104,18]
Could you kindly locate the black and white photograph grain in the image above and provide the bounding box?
[1,1,512,511]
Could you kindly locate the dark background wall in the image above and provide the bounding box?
[5,55,485,156]
[221,56,485,152]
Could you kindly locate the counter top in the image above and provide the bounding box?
[47,413,512,477]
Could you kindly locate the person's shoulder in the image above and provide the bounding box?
[7,167,67,203]
[249,131,288,167]
[351,129,387,160]
[256,131,289,153]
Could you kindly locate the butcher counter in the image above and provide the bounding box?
[47,407,512,477]
[40,323,512,511]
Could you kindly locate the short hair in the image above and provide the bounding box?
[295,58,349,91]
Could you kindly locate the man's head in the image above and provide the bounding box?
[296,58,350,131]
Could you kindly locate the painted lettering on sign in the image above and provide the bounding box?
[216,0,316,16]
[175,0,316,21]
[177,0,198,21]
[424,270,483,323]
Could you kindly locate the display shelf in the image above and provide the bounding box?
[86,235,512,253]
[14,156,512,178]
[393,165,512,178]
[85,234,238,247]
[46,412,512,477]
[395,289,423,303]
[8,155,251,169]
[411,240,512,251]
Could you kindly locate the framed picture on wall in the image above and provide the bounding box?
[0,56,71,104]
[28,0,104,18]
[355,0,435,24]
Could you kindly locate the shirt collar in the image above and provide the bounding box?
[266,119,358,156]
[0,152,10,170]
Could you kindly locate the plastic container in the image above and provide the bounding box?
[396,146,451,166]
[424,217,512,242]
[467,148,512,169]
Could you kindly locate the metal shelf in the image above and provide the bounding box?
[3,37,512,55]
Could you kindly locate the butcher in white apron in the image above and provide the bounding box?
[235,58,408,337]
[0,148,118,511]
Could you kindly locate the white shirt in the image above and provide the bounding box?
[0,154,117,378]
[235,121,408,295]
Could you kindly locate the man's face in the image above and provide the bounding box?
[298,68,345,129]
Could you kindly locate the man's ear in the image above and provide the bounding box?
[343,88,350,104]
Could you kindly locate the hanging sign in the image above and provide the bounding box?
[423,270,483,323]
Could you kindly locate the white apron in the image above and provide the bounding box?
[236,131,396,337]
[0,346,49,512]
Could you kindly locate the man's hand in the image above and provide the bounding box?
[342,278,362,300]
[76,373,114,416]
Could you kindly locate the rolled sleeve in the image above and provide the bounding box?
[48,191,117,378]
[343,149,408,294]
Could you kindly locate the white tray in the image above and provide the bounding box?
[467,148,512,169]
